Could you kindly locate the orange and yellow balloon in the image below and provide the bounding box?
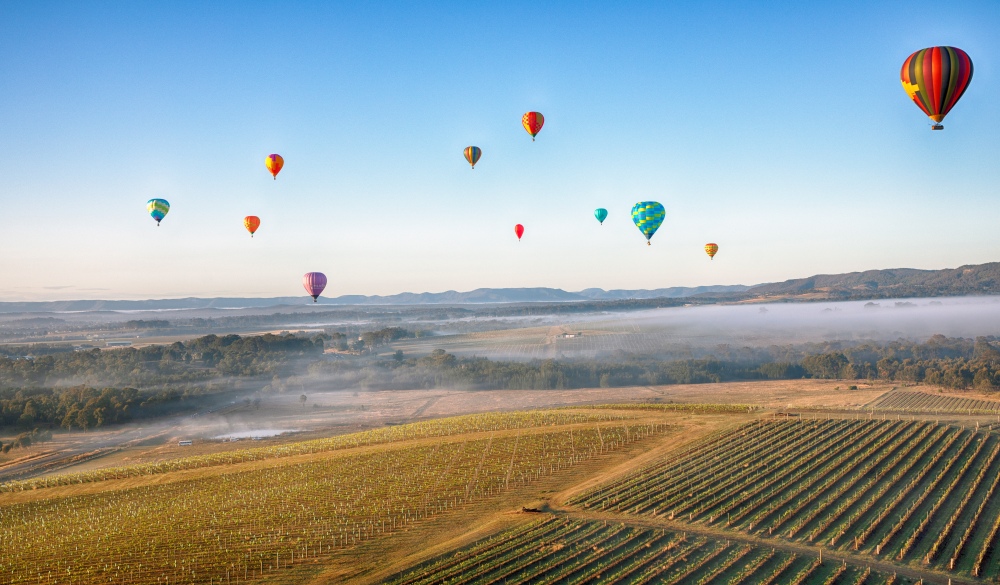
[522,112,544,141]
[705,243,719,260]
[265,154,284,179]
[244,216,261,237]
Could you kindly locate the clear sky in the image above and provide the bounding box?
[1,1,998,301]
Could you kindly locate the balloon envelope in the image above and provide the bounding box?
[514,224,524,240]
[631,202,665,243]
[244,216,260,237]
[147,199,170,225]
[900,47,973,128]
[303,272,327,302]
[594,208,608,224]
[265,154,284,179]
[464,146,482,168]
[522,112,544,140]
[705,243,719,259]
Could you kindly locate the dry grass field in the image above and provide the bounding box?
[6,380,1000,584]
[1,379,892,481]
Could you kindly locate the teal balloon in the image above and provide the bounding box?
[147,198,170,226]
[631,201,665,242]
[594,208,608,224]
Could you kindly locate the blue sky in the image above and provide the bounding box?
[1,1,998,300]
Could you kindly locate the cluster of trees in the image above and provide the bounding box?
[307,349,793,391]
[5,331,998,434]
[327,327,414,353]
[0,333,328,432]
[114,319,171,330]
[180,308,468,331]
[306,335,1000,392]
[796,335,1000,390]
[0,386,210,432]
[0,333,326,388]
[0,428,52,453]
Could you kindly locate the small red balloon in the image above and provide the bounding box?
[514,224,524,241]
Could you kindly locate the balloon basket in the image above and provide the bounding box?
[932,124,944,130]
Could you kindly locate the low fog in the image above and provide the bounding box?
[390,296,1000,361]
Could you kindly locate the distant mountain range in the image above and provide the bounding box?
[0,285,750,313]
[1,262,998,313]
[746,262,1000,298]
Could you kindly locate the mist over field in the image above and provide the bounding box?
[5,294,1000,480]
[388,296,1000,361]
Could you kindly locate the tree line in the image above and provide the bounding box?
[306,334,1000,392]
[0,330,412,434]
[0,333,326,387]
[4,332,998,437]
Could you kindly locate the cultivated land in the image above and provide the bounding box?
[0,379,887,483]
[4,384,1000,584]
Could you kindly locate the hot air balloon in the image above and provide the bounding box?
[244,216,260,237]
[594,208,608,225]
[265,154,284,179]
[631,201,665,245]
[147,199,170,226]
[514,224,524,241]
[705,243,719,259]
[464,146,482,169]
[522,112,544,141]
[303,272,327,302]
[900,47,973,130]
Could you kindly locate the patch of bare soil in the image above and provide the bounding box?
[413,380,894,417]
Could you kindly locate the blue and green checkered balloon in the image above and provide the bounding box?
[631,201,665,244]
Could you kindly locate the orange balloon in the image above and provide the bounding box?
[244,216,261,237]
[265,154,284,179]
[704,243,719,259]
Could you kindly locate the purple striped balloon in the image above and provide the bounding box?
[303,272,328,302]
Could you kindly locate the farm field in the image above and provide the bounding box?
[0,411,634,492]
[866,390,1000,415]
[383,517,896,585]
[7,390,1000,585]
[0,409,676,585]
[0,379,887,483]
[570,417,1000,579]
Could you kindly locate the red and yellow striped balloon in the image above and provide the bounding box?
[900,47,973,129]
[521,112,544,141]
[704,243,719,259]
[244,216,260,237]
[265,154,284,179]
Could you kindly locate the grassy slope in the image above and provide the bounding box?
[1,409,715,585]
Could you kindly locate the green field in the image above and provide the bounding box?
[7,399,1000,584]
[570,418,1000,579]
[385,518,894,585]
[866,390,1000,415]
